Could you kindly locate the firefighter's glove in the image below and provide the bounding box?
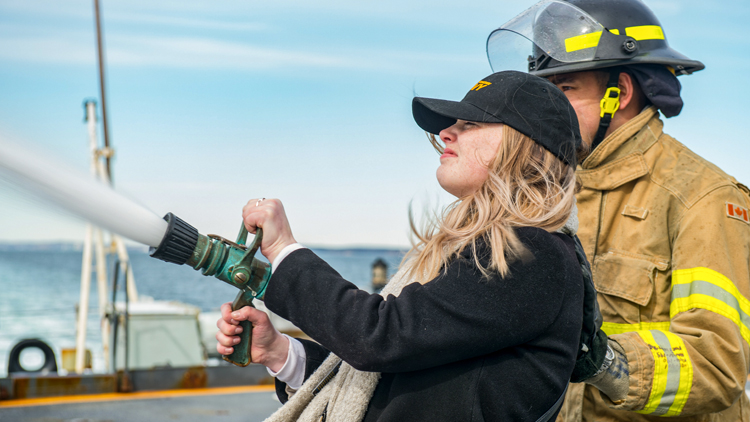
[570,329,608,382]
[584,339,629,403]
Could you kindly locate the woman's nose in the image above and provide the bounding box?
[439,128,456,144]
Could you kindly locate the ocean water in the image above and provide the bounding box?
[0,246,405,377]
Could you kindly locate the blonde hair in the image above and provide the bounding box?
[406,124,577,282]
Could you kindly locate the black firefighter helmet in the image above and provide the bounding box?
[487,0,705,77]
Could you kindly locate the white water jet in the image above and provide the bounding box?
[0,138,168,247]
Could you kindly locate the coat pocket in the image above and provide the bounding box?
[592,251,668,325]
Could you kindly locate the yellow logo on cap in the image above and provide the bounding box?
[471,81,492,91]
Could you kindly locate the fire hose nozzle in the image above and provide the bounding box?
[149,212,272,366]
[148,213,198,265]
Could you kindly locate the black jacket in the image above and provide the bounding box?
[265,227,584,421]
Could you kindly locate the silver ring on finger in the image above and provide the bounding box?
[256,197,266,207]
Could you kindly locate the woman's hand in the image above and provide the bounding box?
[215,302,289,372]
[242,198,296,265]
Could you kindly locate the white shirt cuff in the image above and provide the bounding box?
[266,334,306,389]
[271,243,306,274]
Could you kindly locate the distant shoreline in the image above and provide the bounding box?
[0,242,92,252]
[0,242,408,254]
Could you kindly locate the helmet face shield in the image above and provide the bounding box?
[487,0,705,76]
[488,0,603,72]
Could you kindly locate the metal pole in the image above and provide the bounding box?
[121,260,132,392]
[85,99,112,372]
[73,100,103,374]
[94,228,110,371]
[110,259,120,371]
[93,0,112,181]
[114,236,139,302]
[75,225,93,374]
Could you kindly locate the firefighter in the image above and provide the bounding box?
[487,0,750,420]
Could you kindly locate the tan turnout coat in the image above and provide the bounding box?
[559,107,750,421]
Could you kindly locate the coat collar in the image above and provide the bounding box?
[577,107,662,190]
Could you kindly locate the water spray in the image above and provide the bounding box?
[0,138,269,366]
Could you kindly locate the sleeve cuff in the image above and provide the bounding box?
[265,335,307,390]
[605,333,655,411]
[271,243,306,274]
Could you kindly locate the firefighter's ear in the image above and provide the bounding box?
[617,72,639,112]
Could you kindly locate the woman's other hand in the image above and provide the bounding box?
[215,302,289,372]
[242,198,296,265]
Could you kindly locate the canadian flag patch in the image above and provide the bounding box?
[726,202,750,224]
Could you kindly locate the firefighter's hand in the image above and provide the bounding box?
[584,339,629,403]
[216,302,289,372]
[242,198,296,265]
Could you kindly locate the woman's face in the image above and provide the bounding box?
[436,120,504,198]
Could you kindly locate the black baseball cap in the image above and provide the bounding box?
[412,71,582,166]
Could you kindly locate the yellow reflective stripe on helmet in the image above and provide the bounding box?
[625,25,665,41]
[565,26,664,53]
[635,330,693,416]
[601,321,670,336]
[671,267,750,345]
[565,31,602,53]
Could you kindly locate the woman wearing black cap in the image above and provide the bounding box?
[217,71,587,422]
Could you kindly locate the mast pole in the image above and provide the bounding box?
[93,0,112,181]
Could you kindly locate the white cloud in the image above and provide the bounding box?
[0,0,497,74]
[107,34,351,69]
[106,12,270,32]
[0,0,507,28]
[0,36,95,65]
[0,0,91,19]
[0,26,481,74]
[0,28,357,70]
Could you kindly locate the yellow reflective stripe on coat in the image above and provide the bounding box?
[634,330,692,416]
[671,267,750,345]
[601,321,670,336]
[565,26,665,53]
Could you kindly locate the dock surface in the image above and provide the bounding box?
[0,385,281,422]
[5,377,750,420]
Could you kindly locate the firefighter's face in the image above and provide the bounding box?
[547,71,606,150]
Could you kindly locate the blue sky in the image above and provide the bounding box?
[0,0,748,248]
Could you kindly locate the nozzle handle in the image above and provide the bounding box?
[236,224,262,254]
[223,289,256,367]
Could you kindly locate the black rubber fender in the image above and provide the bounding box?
[7,338,58,374]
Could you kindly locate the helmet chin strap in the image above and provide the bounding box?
[590,70,622,151]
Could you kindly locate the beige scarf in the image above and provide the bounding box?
[263,259,417,422]
[264,203,579,422]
